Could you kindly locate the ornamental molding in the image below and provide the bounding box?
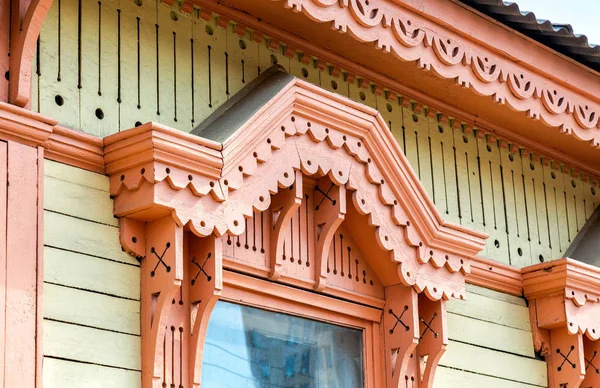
[105,78,487,300]
[106,77,487,387]
[272,0,600,147]
[523,258,600,387]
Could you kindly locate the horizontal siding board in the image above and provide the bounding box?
[43,357,141,388]
[440,340,547,386]
[447,312,534,357]
[44,211,138,266]
[434,366,545,388]
[43,320,141,371]
[466,283,526,306]
[447,292,531,331]
[44,246,140,300]
[44,159,109,192]
[44,283,140,335]
[44,175,117,226]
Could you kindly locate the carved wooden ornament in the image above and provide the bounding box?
[524,258,600,388]
[106,78,487,387]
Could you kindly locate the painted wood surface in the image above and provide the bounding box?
[33,0,598,269]
[43,160,141,388]
[434,284,546,387]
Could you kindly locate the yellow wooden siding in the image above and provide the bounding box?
[33,0,598,268]
[43,159,141,388]
[434,284,546,388]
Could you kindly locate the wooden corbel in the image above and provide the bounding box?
[383,284,448,388]
[313,175,346,291]
[119,215,223,388]
[269,169,303,280]
[523,259,600,388]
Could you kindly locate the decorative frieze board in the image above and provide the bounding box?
[268,0,600,146]
[192,0,600,181]
[523,258,600,387]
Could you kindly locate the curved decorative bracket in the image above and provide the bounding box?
[523,258,600,387]
[6,0,53,106]
[120,216,223,388]
[383,284,447,388]
[313,175,346,291]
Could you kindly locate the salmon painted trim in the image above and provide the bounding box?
[523,258,600,387]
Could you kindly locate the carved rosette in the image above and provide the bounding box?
[107,79,487,388]
[270,0,600,145]
[524,259,600,387]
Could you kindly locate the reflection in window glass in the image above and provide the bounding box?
[201,301,364,388]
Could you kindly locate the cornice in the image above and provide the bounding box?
[269,0,600,149]
[523,258,600,387]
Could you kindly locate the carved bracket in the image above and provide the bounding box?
[313,175,346,291]
[524,259,600,388]
[383,284,447,388]
[120,216,223,388]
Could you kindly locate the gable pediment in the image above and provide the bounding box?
[105,68,487,300]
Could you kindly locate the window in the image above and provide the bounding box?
[202,301,364,387]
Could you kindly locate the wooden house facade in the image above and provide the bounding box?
[0,0,599,386]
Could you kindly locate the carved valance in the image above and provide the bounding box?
[524,258,600,388]
[106,77,487,387]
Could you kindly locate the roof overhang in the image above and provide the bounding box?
[202,0,600,171]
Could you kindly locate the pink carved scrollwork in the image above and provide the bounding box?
[431,36,465,66]
[348,0,383,28]
[507,72,535,99]
[390,16,425,47]
[471,55,501,83]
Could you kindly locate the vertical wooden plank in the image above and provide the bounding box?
[38,0,80,129]
[0,142,6,386]
[499,148,519,266]
[550,167,569,257]
[414,112,434,200]
[171,7,194,132]
[192,14,226,125]
[348,80,376,109]
[0,0,8,103]
[477,138,509,262]
[521,157,549,264]
[80,0,120,136]
[427,116,447,214]
[226,27,258,101]
[401,108,420,182]
[258,37,289,74]
[543,163,562,260]
[120,0,158,129]
[156,3,177,129]
[438,119,460,225]
[31,46,40,112]
[385,98,406,155]
[318,66,345,97]
[572,176,587,236]
[563,172,579,249]
[452,127,472,228]
[35,147,44,388]
[5,142,38,388]
[463,129,484,232]
[289,53,318,85]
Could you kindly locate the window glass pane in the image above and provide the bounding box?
[201,301,364,388]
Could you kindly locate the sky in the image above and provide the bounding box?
[512,0,600,45]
